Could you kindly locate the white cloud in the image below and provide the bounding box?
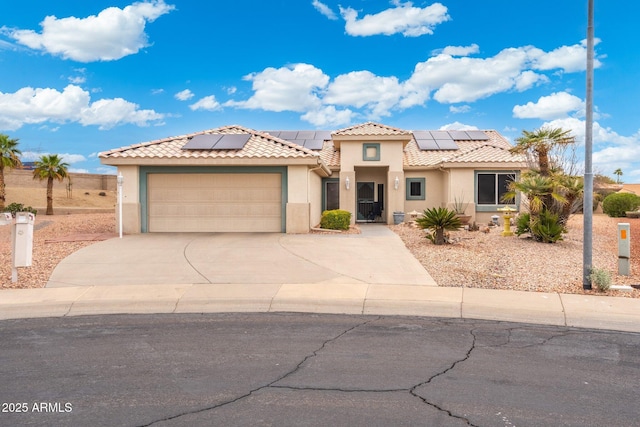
[189,95,221,111]
[8,0,175,62]
[340,1,450,37]
[301,106,354,127]
[312,0,338,20]
[324,71,402,119]
[68,76,86,84]
[529,39,601,73]
[151,88,165,95]
[174,89,194,101]
[0,84,164,130]
[439,122,479,131]
[436,44,479,56]
[20,151,86,164]
[513,92,584,120]
[226,63,329,112]
[449,105,470,114]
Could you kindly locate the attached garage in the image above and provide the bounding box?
[146,172,283,233]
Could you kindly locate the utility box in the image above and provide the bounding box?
[0,212,12,226]
[618,223,630,276]
[13,212,35,267]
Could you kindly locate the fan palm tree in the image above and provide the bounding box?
[614,168,623,184]
[510,127,575,177]
[0,134,23,210]
[32,154,69,215]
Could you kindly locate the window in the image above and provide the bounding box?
[323,179,340,211]
[476,172,516,206]
[362,143,380,161]
[406,178,425,200]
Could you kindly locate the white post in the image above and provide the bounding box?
[117,172,123,239]
[618,223,630,276]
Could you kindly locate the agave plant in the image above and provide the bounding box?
[415,207,462,245]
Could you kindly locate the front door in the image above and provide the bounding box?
[357,182,375,221]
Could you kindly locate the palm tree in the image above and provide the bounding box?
[32,154,69,215]
[0,134,23,210]
[415,207,462,245]
[614,168,623,184]
[510,127,575,177]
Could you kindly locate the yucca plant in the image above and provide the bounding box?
[415,207,462,245]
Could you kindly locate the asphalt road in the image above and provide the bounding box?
[0,313,638,427]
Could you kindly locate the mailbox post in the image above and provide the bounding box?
[4,212,36,283]
[618,223,630,276]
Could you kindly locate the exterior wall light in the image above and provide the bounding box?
[394,176,400,190]
[345,176,350,190]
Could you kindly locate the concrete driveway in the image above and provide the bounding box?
[46,224,436,288]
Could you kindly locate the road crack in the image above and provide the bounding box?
[139,316,378,427]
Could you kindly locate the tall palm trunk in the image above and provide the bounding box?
[46,177,54,215]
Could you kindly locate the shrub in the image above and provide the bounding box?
[602,192,640,217]
[589,267,612,292]
[515,213,531,236]
[415,207,462,245]
[320,209,351,230]
[530,210,566,243]
[2,203,37,217]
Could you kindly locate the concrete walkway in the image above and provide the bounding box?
[1,224,639,332]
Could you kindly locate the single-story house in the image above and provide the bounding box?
[99,122,526,233]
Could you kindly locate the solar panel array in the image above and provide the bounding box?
[264,130,332,150]
[412,130,488,150]
[182,134,251,150]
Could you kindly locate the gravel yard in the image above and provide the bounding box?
[391,214,640,298]
[1,209,639,298]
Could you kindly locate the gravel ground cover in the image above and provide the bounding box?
[391,214,640,298]
[1,209,639,299]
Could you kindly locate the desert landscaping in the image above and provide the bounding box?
[1,185,639,298]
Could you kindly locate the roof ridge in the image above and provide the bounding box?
[334,121,412,135]
[440,142,510,162]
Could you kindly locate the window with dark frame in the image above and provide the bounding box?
[477,172,515,205]
[405,177,425,200]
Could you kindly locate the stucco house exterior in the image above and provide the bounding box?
[99,122,526,233]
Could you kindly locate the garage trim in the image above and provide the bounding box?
[139,166,288,232]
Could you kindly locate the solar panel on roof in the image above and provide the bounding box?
[290,139,306,147]
[447,130,470,140]
[212,134,251,149]
[264,131,281,138]
[182,134,223,149]
[435,139,459,150]
[416,139,439,150]
[430,130,453,140]
[412,131,433,140]
[315,131,332,140]
[279,131,298,140]
[304,139,324,150]
[296,131,315,139]
[466,130,489,140]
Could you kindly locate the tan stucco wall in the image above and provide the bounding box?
[286,165,311,233]
[117,166,141,234]
[339,171,356,224]
[339,141,404,172]
[309,171,323,227]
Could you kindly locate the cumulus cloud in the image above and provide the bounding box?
[189,95,221,111]
[513,92,584,120]
[8,0,175,62]
[439,122,479,131]
[175,89,194,101]
[312,0,338,20]
[301,106,354,127]
[226,63,329,112]
[0,84,164,130]
[449,105,470,114]
[226,41,599,126]
[340,1,450,37]
[20,151,86,164]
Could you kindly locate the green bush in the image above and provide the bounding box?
[415,207,462,245]
[530,210,566,243]
[589,267,612,292]
[320,209,351,230]
[2,203,37,217]
[602,192,640,217]
[515,213,531,236]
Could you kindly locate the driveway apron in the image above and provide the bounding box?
[46,224,436,287]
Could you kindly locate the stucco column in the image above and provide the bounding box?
[339,170,356,225]
[387,170,405,224]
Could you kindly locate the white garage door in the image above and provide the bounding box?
[147,173,283,232]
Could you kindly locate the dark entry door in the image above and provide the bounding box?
[357,182,375,221]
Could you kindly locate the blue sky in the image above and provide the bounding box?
[1,1,638,181]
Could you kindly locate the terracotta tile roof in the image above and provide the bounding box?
[333,121,413,137]
[318,140,341,168]
[99,125,320,161]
